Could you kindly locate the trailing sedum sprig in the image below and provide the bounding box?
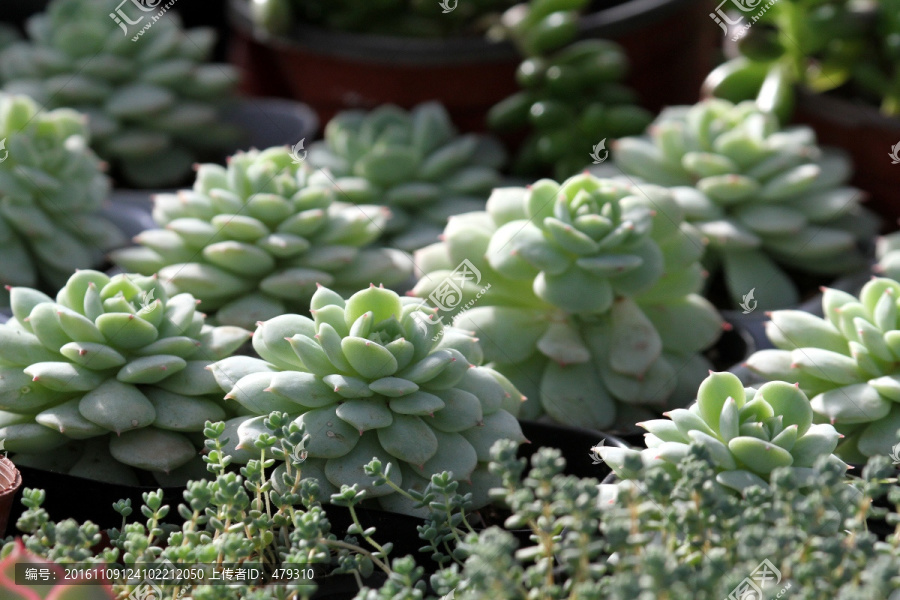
[112,147,413,330]
[0,0,239,188]
[746,277,900,462]
[0,270,250,484]
[0,94,123,306]
[612,98,877,310]
[306,102,506,252]
[413,173,723,431]
[209,284,527,516]
[596,371,846,494]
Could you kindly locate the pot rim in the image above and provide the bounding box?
[795,87,900,131]
[228,0,699,64]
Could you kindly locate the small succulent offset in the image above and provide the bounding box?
[488,0,652,178]
[595,371,846,494]
[112,147,413,330]
[0,270,250,484]
[306,102,507,251]
[209,284,527,515]
[746,277,900,462]
[0,94,123,307]
[413,173,723,431]
[612,98,877,311]
[0,0,239,188]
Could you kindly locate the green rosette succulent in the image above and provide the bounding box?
[746,277,900,462]
[0,0,239,188]
[597,371,846,494]
[111,147,413,330]
[306,102,506,252]
[209,284,527,516]
[412,173,723,431]
[0,94,123,307]
[876,230,900,282]
[612,98,878,311]
[0,270,251,484]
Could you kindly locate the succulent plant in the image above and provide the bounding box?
[209,284,527,515]
[596,371,846,494]
[0,270,250,484]
[876,230,900,282]
[611,98,878,311]
[412,172,723,431]
[111,147,414,330]
[306,102,507,252]
[745,277,900,462]
[0,0,240,188]
[249,0,515,37]
[705,0,900,117]
[487,0,653,178]
[0,94,123,308]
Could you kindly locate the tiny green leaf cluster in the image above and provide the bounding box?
[0,270,250,483]
[613,98,877,310]
[112,146,413,330]
[210,285,526,515]
[0,93,122,306]
[307,102,507,252]
[747,277,900,461]
[488,0,652,178]
[413,172,722,431]
[0,0,240,187]
[597,371,846,494]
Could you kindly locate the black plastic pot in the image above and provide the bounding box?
[5,465,185,537]
[228,0,714,131]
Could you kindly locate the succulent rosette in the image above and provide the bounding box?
[0,0,239,187]
[209,285,526,515]
[0,270,250,484]
[412,173,723,431]
[0,94,124,307]
[111,147,413,330]
[612,98,877,310]
[746,277,900,462]
[596,371,846,494]
[306,102,506,251]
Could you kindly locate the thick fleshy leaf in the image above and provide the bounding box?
[108,428,197,473]
[728,436,793,475]
[540,361,615,430]
[144,388,227,432]
[324,431,400,498]
[297,405,361,458]
[377,414,438,465]
[79,380,155,434]
[336,398,393,433]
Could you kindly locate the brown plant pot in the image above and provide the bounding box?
[0,458,22,535]
[227,0,715,131]
[793,89,900,229]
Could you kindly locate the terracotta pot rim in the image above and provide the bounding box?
[795,87,900,131]
[228,0,699,64]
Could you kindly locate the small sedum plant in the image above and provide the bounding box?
[306,102,507,251]
[413,172,723,431]
[488,0,652,178]
[0,94,123,306]
[595,371,846,494]
[612,98,877,310]
[112,147,413,330]
[0,270,250,484]
[209,284,526,516]
[0,0,239,187]
[746,277,900,462]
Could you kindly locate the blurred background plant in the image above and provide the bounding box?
[487,0,653,178]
